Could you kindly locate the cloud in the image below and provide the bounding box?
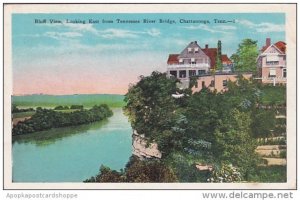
[44,32,82,40]
[255,22,285,33]
[96,28,161,39]
[98,28,139,39]
[146,28,161,37]
[35,21,162,39]
[63,23,98,34]
[237,19,285,33]
[217,25,237,30]
[57,22,161,38]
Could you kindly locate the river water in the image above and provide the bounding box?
[12,108,132,182]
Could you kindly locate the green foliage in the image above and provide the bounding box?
[84,165,125,182]
[122,71,285,182]
[257,138,286,145]
[12,104,35,113]
[248,166,286,182]
[54,105,69,110]
[125,157,177,182]
[70,105,84,110]
[214,109,259,179]
[12,104,113,135]
[164,153,210,182]
[279,150,286,158]
[259,84,286,106]
[231,39,259,72]
[85,156,177,183]
[216,57,223,71]
[251,109,276,138]
[207,163,242,183]
[124,71,183,155]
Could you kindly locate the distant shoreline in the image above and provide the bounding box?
[12,94,126,108]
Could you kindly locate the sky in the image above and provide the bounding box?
[12,13,285,95]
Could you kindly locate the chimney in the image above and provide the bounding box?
[205,44,208,49]
[266,38,271,47]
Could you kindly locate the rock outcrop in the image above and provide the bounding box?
[132,130,162,159]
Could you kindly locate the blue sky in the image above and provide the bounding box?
[12,13,285,95]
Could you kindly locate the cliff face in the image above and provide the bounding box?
[132,130,162,159]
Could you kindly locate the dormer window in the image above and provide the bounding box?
[191,58,196,64]
[194,48,199,53]
[188,48,192,53]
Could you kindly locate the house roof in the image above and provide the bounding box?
[261,41,286,54]
[274,41,286,53]
[167,54,179,64]
[221,54,232,64]
[202,48,217,69]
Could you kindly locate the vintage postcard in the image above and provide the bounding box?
[3,3,297,189]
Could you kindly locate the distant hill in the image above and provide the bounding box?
[12,94,126,108]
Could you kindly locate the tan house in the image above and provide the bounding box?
[257,38,286,85]
[192,73,253,93]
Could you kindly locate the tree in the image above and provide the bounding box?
[125,158,177,182]
[12,104,113,135]
[84,156,178,183]
[124,71,180,155]
[214,109,259,180]
[251,109,276,138]
[231,39,259,72]
[54,105,64,110]
[84,165,125,182]
[216,57,223,71]
[216,40,223,71]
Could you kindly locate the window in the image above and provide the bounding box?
[202,81,205,88]
[266,55,279,65]
[188,48,192,53]
[179,58,183,64]
[283,68,287,78]
[189,70,196,77]
[223,80,228,87]
[191,58,196,64]
[170,71,177,78]
[195,81,198,88]
[210,80,215,87]
[266,61,279,65]
[179,70,186,78]
[198,70,206,75]
[269,69,276,77]
[194,47,199,53]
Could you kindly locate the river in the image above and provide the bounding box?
[12,108,132,182]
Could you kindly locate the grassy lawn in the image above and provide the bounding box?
[260,85,286,105]
[12,111,35,118]
[12,94,126,108]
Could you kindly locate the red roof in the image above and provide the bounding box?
[167,54,179,64]
[261,41,286,54]
[221,54,232,64]
[202,48,217,69]
[274,41,286,53]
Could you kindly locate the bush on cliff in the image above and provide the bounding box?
[84,156,177,183]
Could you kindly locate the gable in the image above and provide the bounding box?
[178,41,209,59]
[263,44,284,55]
